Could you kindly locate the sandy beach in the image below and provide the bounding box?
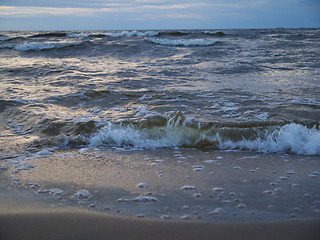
[1,147,320,240]
[1,205,320,240]
[1,28,320,240]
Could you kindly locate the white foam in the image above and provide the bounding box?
[68,32,91,38]
[14,41,82,51]
[181,185,196,190]
[117,195,158,202]
[145,38,217,46]
[136,182,148,188]
[105,31,159,37]
[89,119,320,155]
[220,123,320,155]
[90,122,176,149]
[49,188,64,195]
[74,189,91,198]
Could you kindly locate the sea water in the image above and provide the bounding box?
[0,28,320,221]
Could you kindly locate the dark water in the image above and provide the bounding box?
[1,28,320,154]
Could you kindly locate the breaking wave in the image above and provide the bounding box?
[29,31,159,38]
[145,38,218,46]
[88,113,320,155]
[104,30,159,37]
[13,41,84,51]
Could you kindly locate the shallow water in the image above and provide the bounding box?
[0,28,320,221]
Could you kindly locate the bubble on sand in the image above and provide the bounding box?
[289,183,301,188]
[262,190,274,195]
[193,165,205,172]
[136,182,148,188]
[237,203,247,209]
[74,189,91,198]
[212,187,224,192]
[49,188,64,195]
[117,195,158,203]
[180,214,192,220]
[78,148,89,154]
[15,162,36,171]
[156,171,164,177]
[181,185,196,190]
[37,189,50,193]
[194,193,203,198]
[278,176,288,181]
[222,199,232,205]
[209,208,224,215]
[204,160,217,164]
[28,183,41,189]
[0,165,8,170]
[155,159,166,163]
[309,172,320,178]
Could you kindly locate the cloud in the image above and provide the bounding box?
[0,6,115,17]
[0,0,319,30]
[0,1,212,19]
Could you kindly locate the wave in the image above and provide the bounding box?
[104,30,159,38]
[13,41,84,51]
[157,31,190,36]
[145,38,218,46]
[88,112,320,155]
[204,31,226,37]
[9,108,318,155]
[31,32,68,38]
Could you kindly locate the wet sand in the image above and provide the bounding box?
[1,207,320,240]
[1,147,320,239]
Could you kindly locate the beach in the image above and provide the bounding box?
[1,147,320,240]
[1,28,320,239]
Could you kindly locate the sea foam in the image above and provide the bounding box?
[14,41,82,51]
[89,117,320,155]
[105,31,159,37]
[145,38,217,46]
[221,123,320,155]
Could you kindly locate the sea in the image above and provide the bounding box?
[1,28,320,221]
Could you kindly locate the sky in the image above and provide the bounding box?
[0,0,319,30]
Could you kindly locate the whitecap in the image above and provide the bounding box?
[145,38,217,46]
[14,41,82,51]
[105,31,159,38]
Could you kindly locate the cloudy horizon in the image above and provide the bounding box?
[0,0,319,30]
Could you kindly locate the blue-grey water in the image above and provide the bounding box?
[1,29,320,154]
[1,29,320,221]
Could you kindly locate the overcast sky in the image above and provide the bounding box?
[0,0,319,30]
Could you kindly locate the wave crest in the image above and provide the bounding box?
[14,41,83,51]
[145,38,218,46]
[89,113,320,155]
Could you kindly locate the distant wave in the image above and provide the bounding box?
[104,30,159,37]
[14,41,83,51]
[204,31,226,37]
[0,30,228,42]
[31,32,68,38]
[0,36,23,42]
[157,31,190,36]
[145,38,218,46]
